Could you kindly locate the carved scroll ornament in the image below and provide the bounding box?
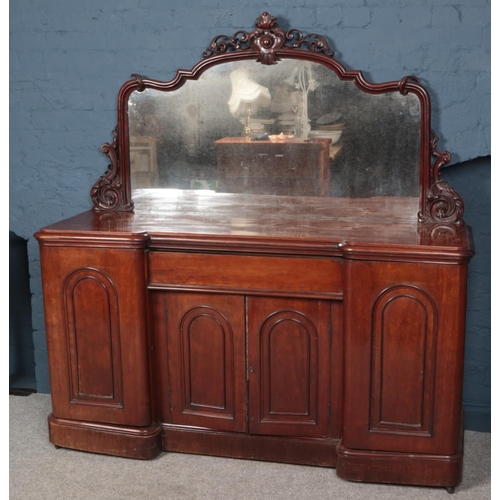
[91,128,133,212]
[418,131,464,226]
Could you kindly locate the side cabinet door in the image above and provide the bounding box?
[343,260,468,455]
[247,297,331,438]
[39,242,152,427]
[157,292,247,433]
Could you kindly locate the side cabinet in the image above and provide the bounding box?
[36,234,162,459]
[337,259,468,487]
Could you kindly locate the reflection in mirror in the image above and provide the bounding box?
[128,59,421,207]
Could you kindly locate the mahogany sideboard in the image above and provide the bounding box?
[35,13,474,493]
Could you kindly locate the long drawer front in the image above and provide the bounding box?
[148,252,343,298]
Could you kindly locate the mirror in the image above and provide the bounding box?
[128,59,421,208]
[91,12,465,225]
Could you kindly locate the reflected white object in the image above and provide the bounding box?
[308,129,343,144]
[228,70,271,116]
[294,63,317,139]
[228,70,271,139]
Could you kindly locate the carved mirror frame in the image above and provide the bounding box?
[91,12,464,226]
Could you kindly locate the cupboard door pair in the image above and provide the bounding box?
[154,292,331,438]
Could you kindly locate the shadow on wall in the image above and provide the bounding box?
[10,231,36,393]
[443,155,491,433]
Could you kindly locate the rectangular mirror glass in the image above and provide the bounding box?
[128,59,421,212]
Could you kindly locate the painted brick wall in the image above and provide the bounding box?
[443,156,491,432]
[10,0,490,428]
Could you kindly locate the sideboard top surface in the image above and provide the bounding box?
[38,191,473,261]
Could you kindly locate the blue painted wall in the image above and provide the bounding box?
[443,156,491,432]
[10,0,490,429]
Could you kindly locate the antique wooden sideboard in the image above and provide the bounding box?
[36,13,473,493]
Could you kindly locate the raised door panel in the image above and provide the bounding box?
[163,292,247,433]
[370,286,437,436]
[343,260,468,455]
[64,269,123,407]
[248,297,331,438]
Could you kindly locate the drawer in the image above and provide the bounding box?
[221,157,317,177]
[148,252,343,297]
[217,144,323,179]
[222,158,270,177]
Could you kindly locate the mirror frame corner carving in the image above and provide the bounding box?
[90,12,464,226]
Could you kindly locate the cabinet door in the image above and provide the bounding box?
[247,297,331,438]
[159,292,247,433]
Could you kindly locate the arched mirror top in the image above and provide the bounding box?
[91,12,464,226]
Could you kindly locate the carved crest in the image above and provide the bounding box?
[203,12,334,65]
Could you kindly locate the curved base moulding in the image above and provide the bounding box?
[48,415,163,460]
[336,443,463,489]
